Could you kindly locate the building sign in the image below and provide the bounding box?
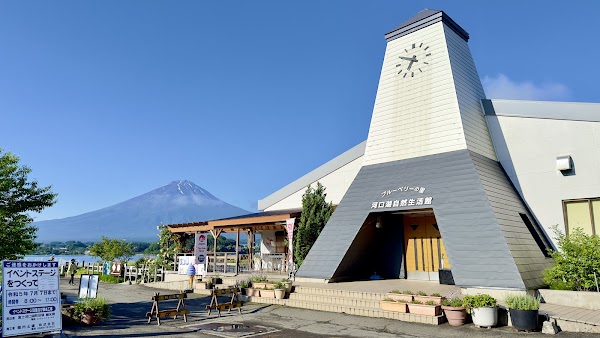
[372,185,432,209]
[2,261,61,337]
[286,218,295,268]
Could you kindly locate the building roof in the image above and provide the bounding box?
[258,141,366,210]
[385,9,469,42]
[482,99,600,122]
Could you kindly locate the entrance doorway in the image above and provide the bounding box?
[403,214,450,281]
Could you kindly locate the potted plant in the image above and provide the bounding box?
[381,297,408,313]
[238,279,251,296]
[73,297,110,325]
[211,275,222,285]
[251,274,268,289]
[505,294,540,331]
[385,289,413,303]
[441,295,467,326]
[408,300,441,316]
[281,278,293,293]
[274,282,286,299]
[414,291,444,305]
[463,294,498,328]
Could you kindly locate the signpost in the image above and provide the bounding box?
[78,274,99,299]
[194,232,208,276]
[2,261,62,337]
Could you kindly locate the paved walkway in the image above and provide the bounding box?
[55,278,600,337]
[541,303,600,326]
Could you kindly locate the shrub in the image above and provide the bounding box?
[463,294,496,312]
[390,289,401,294]
[73,297,110,321]
[401,290,413,295]
[274,282,286,290]
[238,279,251,288]
[383,297,395,302]
[99,275,123,284]
[543,226,600,291]
[424,300,436,306]
[410,300,423,304]
[431,293,441,297]
[505,294,540,311]
[252,274,267,283]
[416,291,427,296]
[441,296,463,308]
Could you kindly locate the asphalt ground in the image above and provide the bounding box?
[54,278,598,338]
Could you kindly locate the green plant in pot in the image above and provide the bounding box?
[463,294,497,328]
[274,282,286,299]
[505,294,540,332]
[441,294,466,326]
[73,297,110,325]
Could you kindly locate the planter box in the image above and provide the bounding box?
[385,293,413,303]
[381,300,408,313]
[245,287,260,297]
[253,282,277,290]
[408,303,441,316]
[414,295,444,305]
[259,289,275,298]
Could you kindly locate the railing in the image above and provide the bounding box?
[85,262,104,275]
[125,265,164,283]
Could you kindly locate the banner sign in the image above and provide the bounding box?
[2,261,62,337]
[194,232,208,265]
[78,275,99,299]
[286,218,295,268]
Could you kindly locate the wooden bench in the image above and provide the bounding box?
[146,291,190,325]
[206,286,242,317]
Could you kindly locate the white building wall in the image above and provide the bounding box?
[265,156,363,211]
[364,22,467,166]
[486,115,600,244]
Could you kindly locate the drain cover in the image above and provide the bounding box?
[184,322,280,337]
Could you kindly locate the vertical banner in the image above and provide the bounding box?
[286,218,295,269]
[2,261,62,337]
[194,232,208,276]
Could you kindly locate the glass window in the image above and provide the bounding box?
[564,199,597,236]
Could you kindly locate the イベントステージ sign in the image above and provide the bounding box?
[2,261,62,337]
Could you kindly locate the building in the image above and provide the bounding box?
[258,9,600,291]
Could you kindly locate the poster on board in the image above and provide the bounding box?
[286,218,295,269]
[2,261,62,337]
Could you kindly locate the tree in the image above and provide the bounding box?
[293,182,334,267]
[0,149,56,260]
[88,237,135,263]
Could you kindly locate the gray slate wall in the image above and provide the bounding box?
[297,149,549,289]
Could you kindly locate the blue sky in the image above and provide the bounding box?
[1,1,599,220]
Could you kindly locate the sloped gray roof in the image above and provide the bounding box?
[385,9,469,42]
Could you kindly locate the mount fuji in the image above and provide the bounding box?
[33,180,249,242]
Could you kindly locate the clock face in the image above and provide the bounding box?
[396,43,431,78]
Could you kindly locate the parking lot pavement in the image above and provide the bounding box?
[59,279,599,338]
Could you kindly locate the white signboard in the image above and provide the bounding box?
[78,275,99,299]
[2,261,62,337]
[286,218,295,268]
[177,256,195,275]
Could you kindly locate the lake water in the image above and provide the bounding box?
[22,254,155,265]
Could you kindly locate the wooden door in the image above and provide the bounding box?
[404,215,449,280]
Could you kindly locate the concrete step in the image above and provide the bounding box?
[288,292,382,309]
[240,295,445,325]
[292,286,384,301]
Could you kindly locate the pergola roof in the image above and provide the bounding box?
[166,208,302,234]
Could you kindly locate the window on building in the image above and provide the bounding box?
[563,199,600,236]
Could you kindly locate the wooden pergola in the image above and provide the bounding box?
[166,208,301,274]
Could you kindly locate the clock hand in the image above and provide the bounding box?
[398,56,416,61]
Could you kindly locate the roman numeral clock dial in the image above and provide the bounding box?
[396,43,431,78]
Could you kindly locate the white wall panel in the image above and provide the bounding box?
[487,115,600,246]
[265,156,364,211]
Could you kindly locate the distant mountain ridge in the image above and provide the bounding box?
[33,180,249,242]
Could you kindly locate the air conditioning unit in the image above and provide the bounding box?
[556,155,572,171]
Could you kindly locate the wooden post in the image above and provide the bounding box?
[210,229,222,273]
[235,228,240,274]
[247,229,253,271]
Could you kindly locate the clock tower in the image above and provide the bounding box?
[364,9,497,166]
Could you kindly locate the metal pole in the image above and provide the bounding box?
[594,272,599,292]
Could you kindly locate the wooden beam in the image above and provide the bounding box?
[235,228,240,275]
[208,214,293,227]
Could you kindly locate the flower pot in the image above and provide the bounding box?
[509,309,538,331]
[385,293,413,303]
[381,300,408,313]
[274,288,286,299]
[472,306,498,328]
[414,295,444,305]
[441,305,467,326]
[245,287,258,297]
[283,281,293,293]
[259,289,275,298]
[408,303,441,316]
[82,311,100,325]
